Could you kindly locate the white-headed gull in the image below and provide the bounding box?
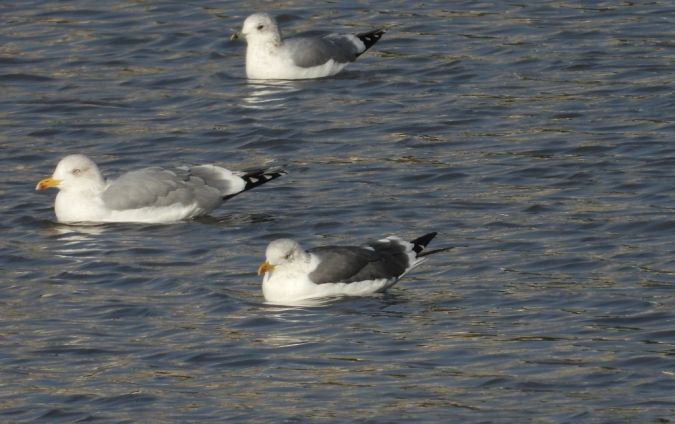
[36,154,284,224]
[233,13,385,80]
[258,232,444,304]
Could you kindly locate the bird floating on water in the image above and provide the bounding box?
[258,232,447,305]
[232,13,385,80]
[36,154,284,224]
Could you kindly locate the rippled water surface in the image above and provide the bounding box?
[2,0,675,422]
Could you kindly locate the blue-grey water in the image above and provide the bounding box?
[1,0,674,422]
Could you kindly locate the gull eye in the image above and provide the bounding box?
[72,168,81,176]
[257,24,264,30]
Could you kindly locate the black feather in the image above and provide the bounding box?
[410,232,437,256]
[222,169,286,200]
[355,29,385,57]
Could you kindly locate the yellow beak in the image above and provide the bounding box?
[230,32,241,41]
[36,177,61,190]
[258,261,274,275]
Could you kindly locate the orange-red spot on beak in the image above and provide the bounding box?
[258,261,274,275]
[36,177,61,191]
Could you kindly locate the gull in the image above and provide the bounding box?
[232,13,385,79]
[258,232,446,304]
[36,154,284,224]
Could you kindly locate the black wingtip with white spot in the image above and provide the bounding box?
[223,169,286,200]
[410,232,437,256]
[355,29,386,56]
[413,232,458,258]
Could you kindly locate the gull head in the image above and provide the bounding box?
[258,238,304,275]
[240,13,281,44]
[36,154,104,191]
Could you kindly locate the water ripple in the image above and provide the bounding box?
[1,0,674,422]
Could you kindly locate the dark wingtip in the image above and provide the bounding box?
[242,169,286,191]
[411,232,437,255]
[355,29,385,55]
[223,169,286,200]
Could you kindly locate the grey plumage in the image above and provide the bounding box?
[238,13,385,80]
[101,166,233,211]
[286,35,365,68]
[308,233,438,285]
[99,164,284,211]
[286,29,385,68]
[38,154,285,223]
[260,233,445,304]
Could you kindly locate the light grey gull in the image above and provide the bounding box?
[36,154,284,224]
[233,13,385,79]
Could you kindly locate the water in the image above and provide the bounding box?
[1,0,674,422]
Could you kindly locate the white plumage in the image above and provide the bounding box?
[235,13,385,80]
[36,154,284,224]
[258,233,440,305]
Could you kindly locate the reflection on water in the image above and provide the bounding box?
[263,296,341,308]
[47,223,108,238]
[240,80,303,109]
[48,225,107,259]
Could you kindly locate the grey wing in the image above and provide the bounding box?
[101,167,221,210]
[284,34,362,68]
[189,165,245,198]
[365,239,412,273]
[308,246,407,285]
